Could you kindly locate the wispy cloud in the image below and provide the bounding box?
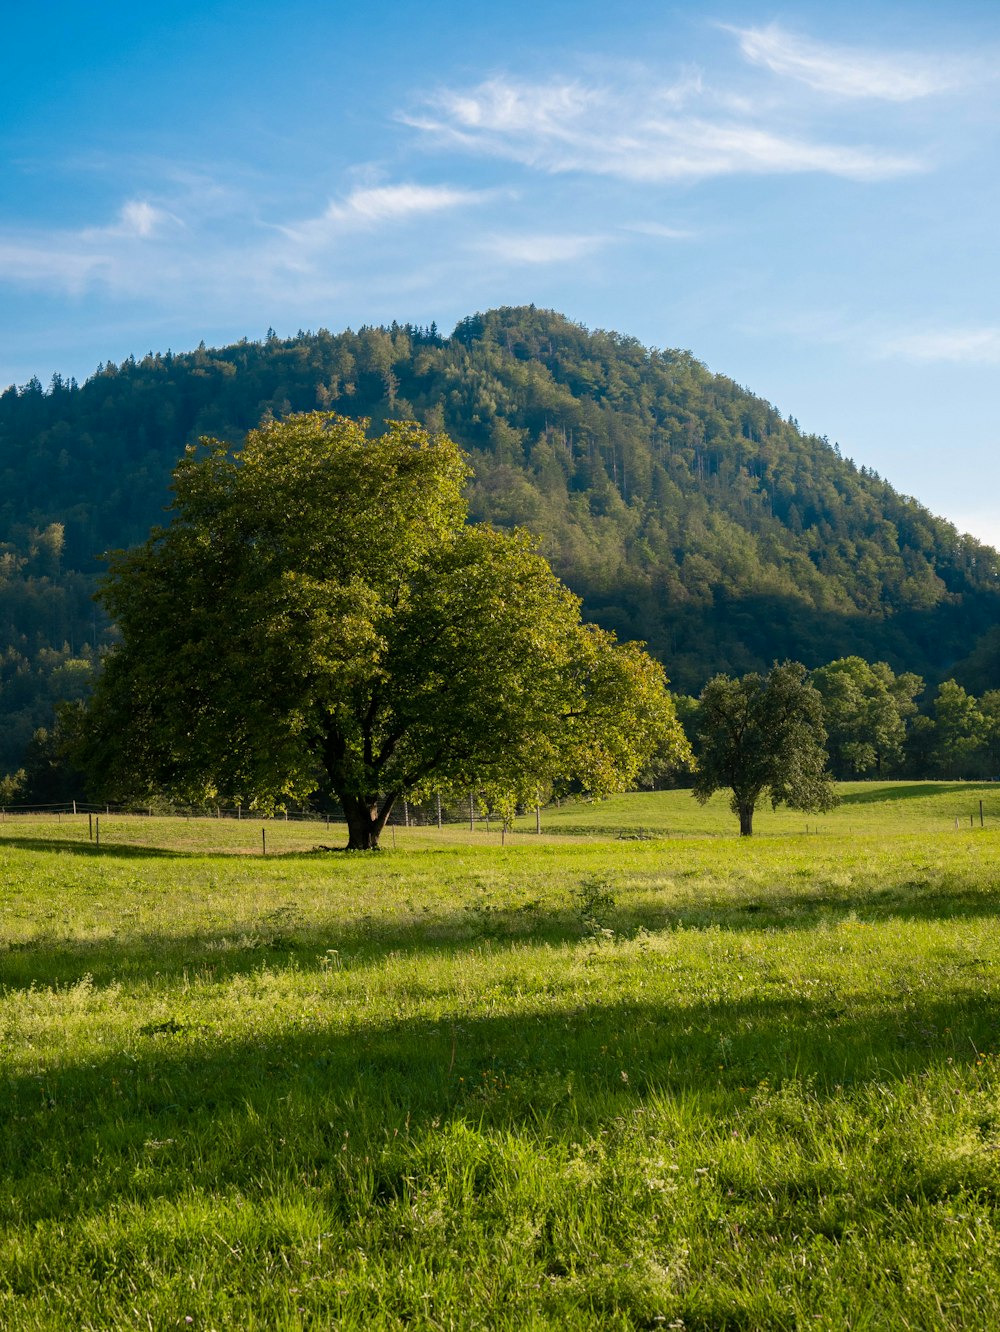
[475,232,607,265]
[0,239,112,294]
[280,182,495,248]
[111,200,177,239]
[727,23,972,101]
[623,222,697,240]
[0,177,501,303]
[0,196,189,295]
[883,326,1000,364]
[405,76,922,182]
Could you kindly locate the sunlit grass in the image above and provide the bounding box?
[527,780,1000,838]
[3,788,1000,1327]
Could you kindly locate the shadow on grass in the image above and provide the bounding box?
[837,783,990,806]
[0,833,355,861]
[0,835,193,859]
[4,868,1000,994]
[2,981,999,1230]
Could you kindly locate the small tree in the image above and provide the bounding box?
[81,413,690,848]
[693,662,837,836]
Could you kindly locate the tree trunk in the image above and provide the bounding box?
[738,803,754,837]
[342,794,394,850]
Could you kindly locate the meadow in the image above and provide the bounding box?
[3,783,1000,1329]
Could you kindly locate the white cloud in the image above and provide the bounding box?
[883,327,1000,364]
[76,198,180,242]
[728,23,971,101]
[475,232,606,265]
[0,177,498,303]
[640,117,917,181]
[115,200,171,238]
[328,181,490,224]
[623,222,696,240]
[405,76,922,182]
[281,182,494,248]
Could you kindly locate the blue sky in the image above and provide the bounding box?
[3,1,1000,544]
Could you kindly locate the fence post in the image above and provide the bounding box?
[469,791,474,832]
[536,804,541,835]
[436,793,442,830]
[262,828,266,856]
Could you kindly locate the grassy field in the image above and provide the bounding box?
[3,784,1000,1328]
[530,781,1000,839]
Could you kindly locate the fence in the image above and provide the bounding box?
[0,793,549,833]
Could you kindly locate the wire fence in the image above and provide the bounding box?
[0,793,547,832]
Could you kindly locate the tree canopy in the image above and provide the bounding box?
[80,412,689,847]
[693,662,837,836]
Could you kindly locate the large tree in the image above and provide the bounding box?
[81,412,689,847]
[693,662,837,836]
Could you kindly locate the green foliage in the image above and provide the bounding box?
[2,307,1000,778]
[981,690,1000,774]
[694,662,838,835]
[0,526,100,772]
[12,701,89,805]
[810,655,921,778]
[931,679,986,778]
[81,413,688,846]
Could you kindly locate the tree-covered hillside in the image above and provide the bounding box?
[1,305,998,772]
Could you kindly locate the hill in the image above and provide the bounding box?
[1,305,998,770]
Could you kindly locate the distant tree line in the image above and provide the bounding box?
[647,656,1000,796]
[4,651,999,812]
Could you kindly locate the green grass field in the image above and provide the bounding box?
[3,784,1000,1328]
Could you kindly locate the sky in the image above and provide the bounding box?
[3,0,1000,545]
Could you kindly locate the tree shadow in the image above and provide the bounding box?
[0,833,345,860]
[4,873,1000,994]
[837,783,987,806]
[0,835,192,859]
[3,984,998,1233]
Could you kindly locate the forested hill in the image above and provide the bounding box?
[2,305,999,768]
